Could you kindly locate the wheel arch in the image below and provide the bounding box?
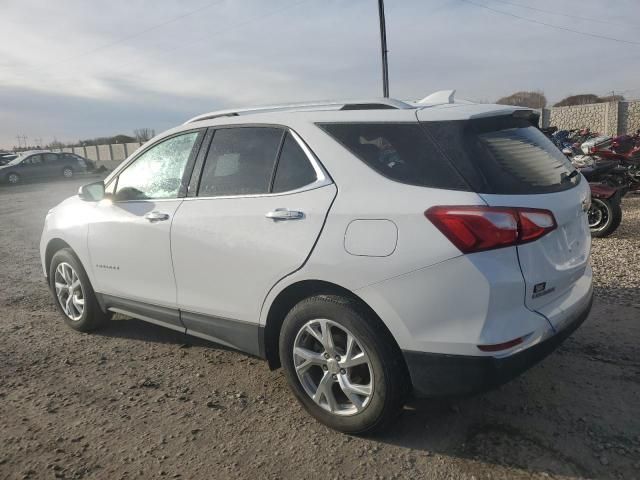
[262,279,406,372]
[45,238,73,277]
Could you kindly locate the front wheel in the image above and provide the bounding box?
[6,172,20,185]
[588,197,622,237]
[279,295,409,434]
[49,248,110,331]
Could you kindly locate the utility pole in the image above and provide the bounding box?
[377,0,389,98]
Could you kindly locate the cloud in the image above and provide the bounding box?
[1,0,639,148]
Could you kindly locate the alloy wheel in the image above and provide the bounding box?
[54,262,85,321]
[293,318,374,416]
[63,168,73,178]
[8,173,19,184]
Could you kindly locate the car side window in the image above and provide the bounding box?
[198,127,283,197]
[25,155,43,165]
[115,131,199,201]
[272,133,317,193]
[43,153,58,162]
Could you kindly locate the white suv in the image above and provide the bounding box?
[40,93,593,434]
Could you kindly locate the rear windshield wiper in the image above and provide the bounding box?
[561,169,580,183]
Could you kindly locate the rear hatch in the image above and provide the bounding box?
[418,109,591,320]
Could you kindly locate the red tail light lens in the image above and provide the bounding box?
[425,206,556,253]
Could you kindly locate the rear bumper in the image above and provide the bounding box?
[403,291,593,398]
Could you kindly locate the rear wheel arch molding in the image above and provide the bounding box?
[262,279,406,372]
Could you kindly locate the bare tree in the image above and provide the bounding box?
[496,91,547,109]
[133,128,156,142]
[553,94,625,107]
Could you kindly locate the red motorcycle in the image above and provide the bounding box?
[588,134,640,192]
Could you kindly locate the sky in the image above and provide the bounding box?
[1,0,639,149]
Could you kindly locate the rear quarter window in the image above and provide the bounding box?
[421,116,580,194]
[317,123,469,190]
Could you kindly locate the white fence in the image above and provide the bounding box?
[49,142,144,169]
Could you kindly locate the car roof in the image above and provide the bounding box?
[18,149,52,156]
[181,91,527,129]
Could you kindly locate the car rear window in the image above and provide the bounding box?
[317,123,469,190]
[420,116,580,194]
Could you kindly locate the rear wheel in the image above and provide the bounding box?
[588,197,622,237]
[62,166,73,178]
[279,295,408,434]
[6,172,19,185]
[49,248,110,331]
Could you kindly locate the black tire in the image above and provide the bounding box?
[62,166,74,179]
[6,172,20,185]
[589,197,622,238]
[279,295,409,434]
[49,248,110,332]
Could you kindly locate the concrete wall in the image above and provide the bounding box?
[50,141,144,169]
[619,101,640,135]
[547,102,609,134]
[111,144,126,161]
[542,100,640,136]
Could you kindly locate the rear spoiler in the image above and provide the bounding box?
[512,109,540,128]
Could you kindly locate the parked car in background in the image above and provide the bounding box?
[41,94,593,434]
[0,150,90,185]
[0,152,17,165]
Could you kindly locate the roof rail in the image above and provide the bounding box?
[183,98,413,124]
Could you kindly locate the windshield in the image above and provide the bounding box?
[6,155,25,166]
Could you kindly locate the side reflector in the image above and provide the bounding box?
[477,336,524,352]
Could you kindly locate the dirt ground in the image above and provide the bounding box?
[1,178,638,480]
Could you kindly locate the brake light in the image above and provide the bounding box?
[425,206,556,253]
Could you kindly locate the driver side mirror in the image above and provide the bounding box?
[78,181,106,201]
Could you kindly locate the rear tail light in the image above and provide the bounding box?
[425,206,556,253]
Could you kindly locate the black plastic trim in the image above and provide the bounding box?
[99,294,184,330]
[96,293,265,358]
[181,311,263,358]
[403,293,593,398]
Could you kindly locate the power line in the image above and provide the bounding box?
[6,0,311,88]
[118,0,313,81]
[17,0,226,75]
[490,0,636,28]
[461,0,640,46]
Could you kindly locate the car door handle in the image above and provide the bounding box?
[144,211,170,222]
[265,208,304,221]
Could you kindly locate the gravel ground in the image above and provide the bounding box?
[1,178,639,480]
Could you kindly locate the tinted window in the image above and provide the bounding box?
[318,123,468,190]
[43,153,58,162]
[272,133,317,193]
[421,116,580,194]
[25,155,43,165]
[198,127,283,197]
[115,131,199,201]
